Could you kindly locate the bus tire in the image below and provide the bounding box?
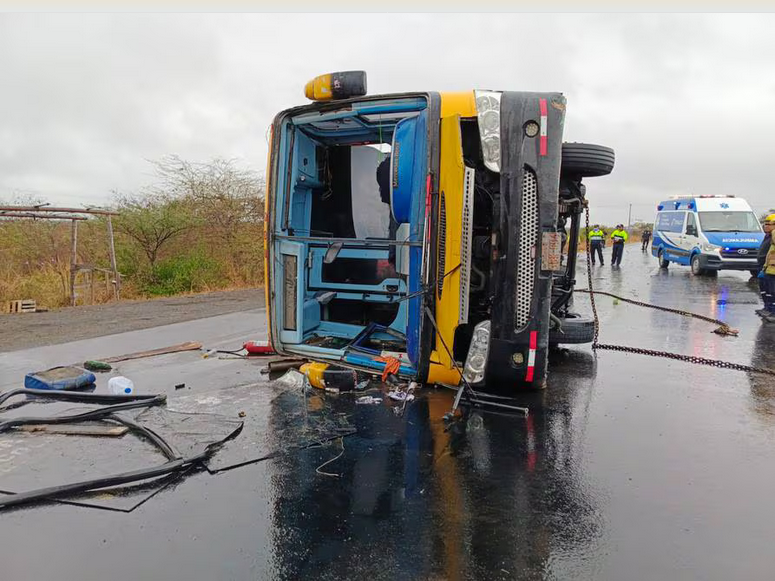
[561,142,615,178]
[658,249,670,269]
[549,315,595,345]
[690,254,706,276]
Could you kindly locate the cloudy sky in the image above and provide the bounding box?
[1,13,774,224]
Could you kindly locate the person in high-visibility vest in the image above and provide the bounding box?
[758,214,775,322]
[610,224,629,266]
[588,224,605,266]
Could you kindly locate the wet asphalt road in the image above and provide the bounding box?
[2,247,775,580]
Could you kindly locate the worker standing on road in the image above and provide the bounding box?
[610,224,628,266]
[588,224,605,266]
[641,228,652,251]
[757,215,775,321]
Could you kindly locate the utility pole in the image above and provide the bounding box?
[627,203,632,229]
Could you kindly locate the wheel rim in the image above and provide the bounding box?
[692,256,700,274]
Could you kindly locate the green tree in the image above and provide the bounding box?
[113,195,198,269]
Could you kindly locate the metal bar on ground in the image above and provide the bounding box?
[462,398,529,415]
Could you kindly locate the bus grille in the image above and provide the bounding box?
[437,192,447,298]
[459,167,475,324]
[515,169,538,329]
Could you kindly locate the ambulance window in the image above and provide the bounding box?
[686,213,697,236]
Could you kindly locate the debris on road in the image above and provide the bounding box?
[0,388,242,512]
[24,366,96,391]
[108,376,134,395]
[102,341,203,363]
[276,369,306,389]
[356,396,382,405]
[19,424,129,437]
[300,362,359,391]
[83,360,113,372]
[243,340,275,355]
[260,357,307,374]
[388,390,415,403]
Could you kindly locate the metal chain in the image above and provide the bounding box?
[575,289,738,336]
[581,204,775,376]
[584,202,601,345]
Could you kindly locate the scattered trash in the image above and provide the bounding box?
[300,362,359,391]
[238,411,246,418]
[276,368,306,389]
[83,360,112,372]
[354,379,370,391]
[24,366,96,391]
[174,383,186,390]
[355,396,382,405]
[108,376,134,395]
[387,391,415,403]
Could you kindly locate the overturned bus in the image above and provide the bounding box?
[263,71,614,390]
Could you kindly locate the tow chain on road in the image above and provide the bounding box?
[581,204,775,377]
[575,289,738,337]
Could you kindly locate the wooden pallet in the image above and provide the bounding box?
[6,299,36,314]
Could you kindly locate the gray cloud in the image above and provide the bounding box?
[1,13,774,223]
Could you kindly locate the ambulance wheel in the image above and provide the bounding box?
[690,254,706,276]
[658,250,670,269]
[561,143,616,178]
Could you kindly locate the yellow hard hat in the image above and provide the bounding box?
[765,214,775,223]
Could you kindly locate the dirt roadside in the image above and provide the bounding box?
[0,288,265,353]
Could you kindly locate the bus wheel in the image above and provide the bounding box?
[690,254,706,276]
[561,143,615,178]
[658,249,670,269]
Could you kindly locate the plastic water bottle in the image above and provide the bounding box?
[108,376,134,395]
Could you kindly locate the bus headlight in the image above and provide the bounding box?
[463,320,491,384]
[475,90,502,173]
